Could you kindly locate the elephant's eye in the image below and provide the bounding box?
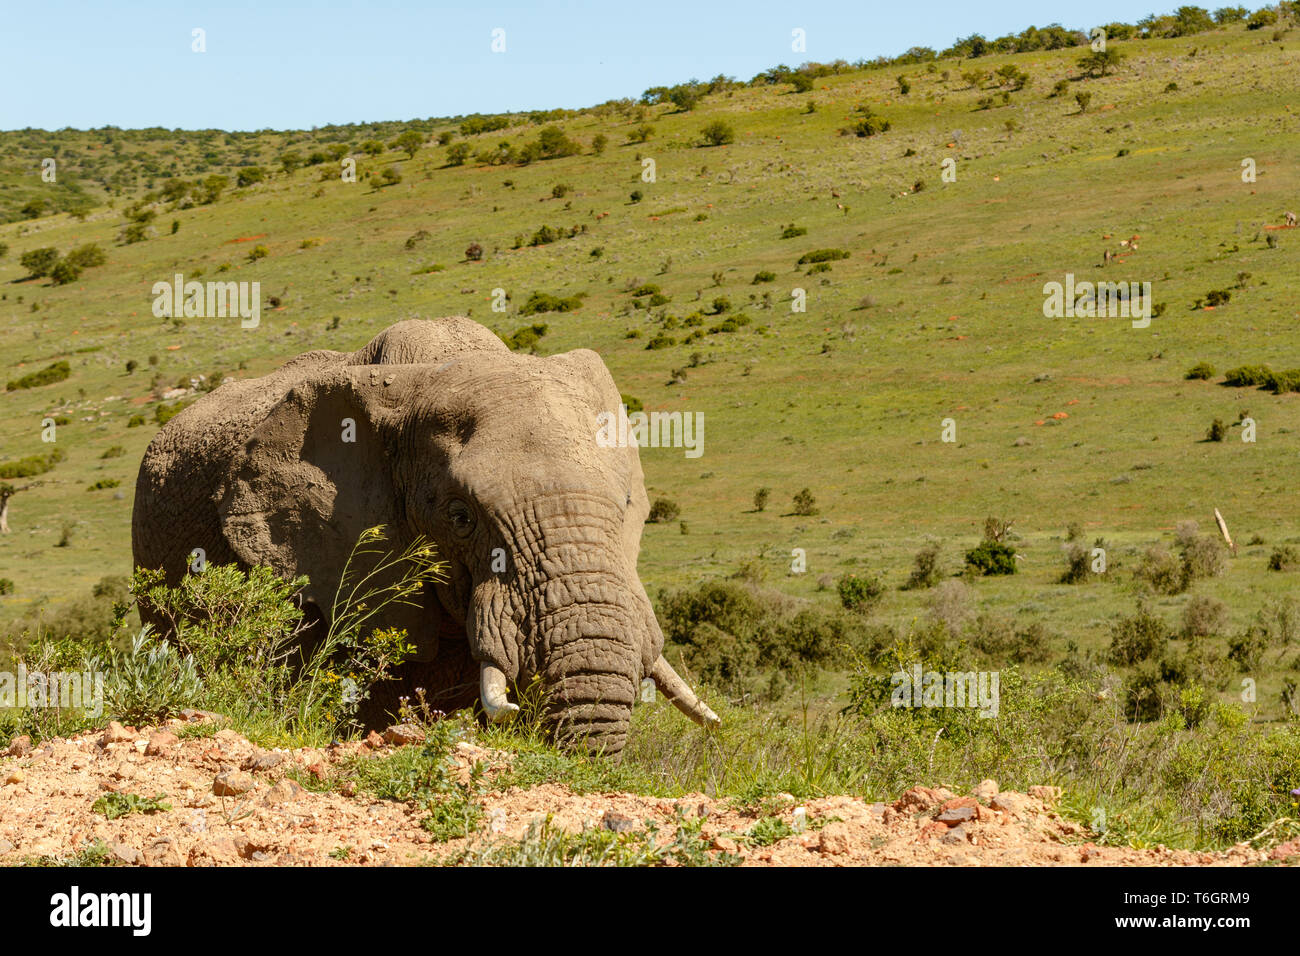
[447,499,475,537]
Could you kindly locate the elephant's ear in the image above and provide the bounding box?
[214,372,400,612]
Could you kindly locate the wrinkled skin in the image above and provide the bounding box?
[132,317,716,757]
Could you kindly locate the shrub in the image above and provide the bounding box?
[657,578,869,697]
[502,323,549,352]
[50,259,81,285]
[6,361,71,392]
[247,244,269,262]
[1247,7,1277,28]
[1206,418,1226,442]
[237,166,265,187]
[445,143,471,165]
[1135,545,1188,594]
[791,488,818,516]
[87,479,121,491]
[700,121,735,146]
[1109,602,1168,666]
[19,247,60,278]
[645,334,676,350]
[154,400,193,425]
[1182,595,1228,639]
[964,539,1016,576]
[93,627,204,725]
[647,498,681,523]
[627,124,655,144]
[797,249,850,265]
[1075,91,1092,112]
[903,541,943,590]
[0,579,13,595]
[1177,521,1225,581]
[1223,364,1274,387]
[519,291,584,316]
[465,242,484,261]
[780,224,807,239]
[66,243,107,269]
[837,574,885,614]
[1184,361,1215,380]
[753,487,770,511]
[752,271,776,284]
[127,415,146,428]
[1059,542,1092,583]
[0,449,63,479]
[1268,546,1299,572]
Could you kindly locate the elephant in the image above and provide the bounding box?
[131,316,718,756]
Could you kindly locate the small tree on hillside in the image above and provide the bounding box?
[395,130,424,158]
[1077,48,1126,77]
[700,120,735,146]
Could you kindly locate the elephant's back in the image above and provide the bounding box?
[346,316,508,366]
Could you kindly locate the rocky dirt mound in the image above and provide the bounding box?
[0,719,1286,866]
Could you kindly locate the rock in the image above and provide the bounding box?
[990,792,1033,817]
[145,732,179,756]
[893,786,952,813]
[382,723,425,746]
[180,708,218,724]
[937,806,976,825]
[262,778,304,806]
[4,769,25,785]
[1028,785,1062,804]
[212,770,255,796]
[0,839,14,855]
[364,730,385,750]
[101,721,132,745]
[242,751,286,772]
[111,843,141,865]
[817,822,851,856]
[6,735,32,757]
[975,804,1001,823]
[187,838,241,866]
[1079,843,1098,863]
[711,836,739,854]
[601,810,638,833]
[940,825,970,845]
[940,796,978,811]
[973,779,999,801]
[142,838,184,867]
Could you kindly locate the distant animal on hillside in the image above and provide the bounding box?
[1102,249,1113,265]
[132,317,719,757]
[1286,211,1297,227]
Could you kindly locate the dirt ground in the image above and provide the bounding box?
[1,716,1291,867]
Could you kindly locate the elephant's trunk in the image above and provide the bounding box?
[535,580,644,757]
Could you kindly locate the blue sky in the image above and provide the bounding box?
[2,0,1169,130]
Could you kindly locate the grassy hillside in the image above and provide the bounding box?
[3,17,1300,725]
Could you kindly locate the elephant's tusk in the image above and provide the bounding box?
[480,662,520,723]
[650,656,721,729]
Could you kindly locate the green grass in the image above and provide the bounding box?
[91,791,172,820]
